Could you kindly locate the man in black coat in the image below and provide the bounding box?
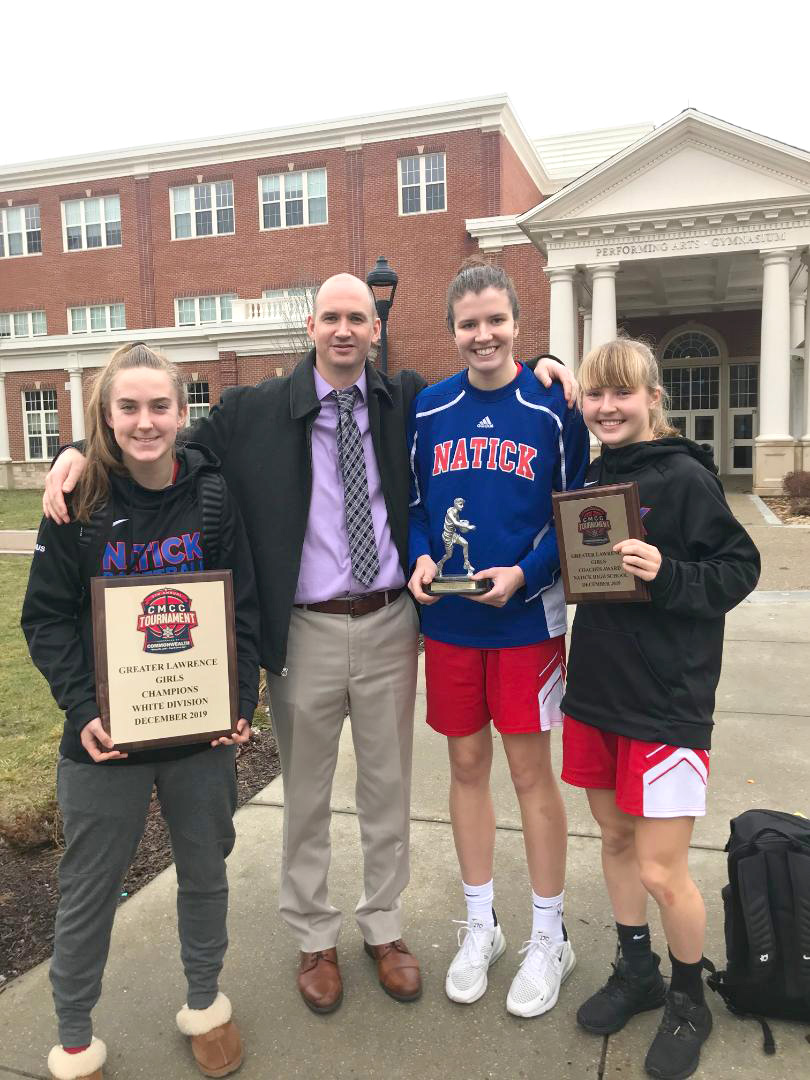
[44,273,573,1016]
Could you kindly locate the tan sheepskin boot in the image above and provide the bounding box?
[47,1036,107,1080]
[176,992,243,1077]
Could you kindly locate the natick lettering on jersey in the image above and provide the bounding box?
[432,438,538,479]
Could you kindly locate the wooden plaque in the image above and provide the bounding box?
[552,483,650,604]
[91,570,238,751]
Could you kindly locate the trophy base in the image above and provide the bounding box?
[425,576,494,596]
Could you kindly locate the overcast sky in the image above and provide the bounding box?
[3,0,809,166]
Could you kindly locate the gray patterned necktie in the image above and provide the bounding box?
[332,387,380,586]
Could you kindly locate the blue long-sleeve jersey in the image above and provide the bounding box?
[408,364,589,647]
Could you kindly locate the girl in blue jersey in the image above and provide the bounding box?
[408,258,589,1017]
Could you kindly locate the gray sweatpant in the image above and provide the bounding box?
[51,747,237,1046]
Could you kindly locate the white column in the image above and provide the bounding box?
[582,310,592,360]
[758,250,793,441]
[0,372,10,462]
[803,263,810,442]
[790,295,806,350]
[67,365,85,442]
[544,266,578,367]
[589,263,619,347]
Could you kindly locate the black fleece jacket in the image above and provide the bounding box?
[21,445,260,765]
[182,350,426,675]
[560,437,760,749]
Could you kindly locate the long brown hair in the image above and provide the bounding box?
[72,343,188,522]
[578,338,680,439]
[446,256,520,332]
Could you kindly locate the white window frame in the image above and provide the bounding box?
[0,310,47,339]
[397,152,446,216]
[0,205,42,258]
[68,303,126,334]
[261,287,316,320]
[258,168,328,231]
[186,381,211,424]
[174,294,236,327]
[23,388,60,461]
[61,196,121,251]
[170,181,235,240]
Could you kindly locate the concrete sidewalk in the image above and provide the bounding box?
[2,588,809,1080]
[0,529,36,555]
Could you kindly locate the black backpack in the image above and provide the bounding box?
[706,809,810,1053]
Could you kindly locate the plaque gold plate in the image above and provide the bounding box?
[552,483,650,605]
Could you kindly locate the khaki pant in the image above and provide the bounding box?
[269,592,419,950]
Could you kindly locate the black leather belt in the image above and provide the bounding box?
[295,588,404,618]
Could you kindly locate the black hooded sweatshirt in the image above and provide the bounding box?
[21,445,260,765]
[560,437,760,750]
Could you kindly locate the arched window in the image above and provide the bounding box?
[662,331,720,361]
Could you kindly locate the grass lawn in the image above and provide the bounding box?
[0,490,45,530]
[0,555,63,841]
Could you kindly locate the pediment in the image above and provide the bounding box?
[523,112,810,226]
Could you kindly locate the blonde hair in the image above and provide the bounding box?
[72,343,187,523]
[578,338,679,439]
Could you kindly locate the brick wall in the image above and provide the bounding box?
[621,310,761,358]
[499,137,543,216]
[0,124,556,459]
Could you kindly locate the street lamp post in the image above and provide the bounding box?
[366,256,399,374]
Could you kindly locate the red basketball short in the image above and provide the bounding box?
[424,636,566,738]
[561,712,710,818]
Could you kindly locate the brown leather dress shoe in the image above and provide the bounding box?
[364,939,422,1002]
[298,948,343,1013]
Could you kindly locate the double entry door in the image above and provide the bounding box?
[663,363,758,474]
[664,364,720,465]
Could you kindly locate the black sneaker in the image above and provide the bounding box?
[644,990,713,1080]
[576,954,666,1035]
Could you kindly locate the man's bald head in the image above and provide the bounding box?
[313,273,377,319]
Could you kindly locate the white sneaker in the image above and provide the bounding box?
[445,918,506,1004]
[506,932,576,1017]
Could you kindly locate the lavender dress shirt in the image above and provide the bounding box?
[293,367,405,605]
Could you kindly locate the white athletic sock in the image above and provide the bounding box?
[531,888,565,945]
[462,879,495,928]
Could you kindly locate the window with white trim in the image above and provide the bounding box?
[62,196,121,250]
[0,310,47,339]
[259,169,327,229]
[68,303,126,334]
[0,205,42,257]
[24,389,60,460]
[174,294,236,327]
[171,182,234,238]
[186,381,210,423]
[261,287,316,320]
[398,152,446,215]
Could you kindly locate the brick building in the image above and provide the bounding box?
[0,97,807,492]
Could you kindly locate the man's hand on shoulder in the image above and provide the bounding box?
[43,448,87,523]
[531,357,579,408]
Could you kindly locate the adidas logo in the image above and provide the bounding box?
[477,416,494,429]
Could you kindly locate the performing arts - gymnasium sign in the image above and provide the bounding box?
[542,213,810,266]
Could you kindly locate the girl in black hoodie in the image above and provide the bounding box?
[21,343,259,1080]
[560,339,759,1080]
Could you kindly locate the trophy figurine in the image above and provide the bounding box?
[425,498,494,596]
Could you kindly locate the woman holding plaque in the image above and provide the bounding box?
[560,338,759,1080]
[22,343,259,1080]
[408,258,589,1017]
